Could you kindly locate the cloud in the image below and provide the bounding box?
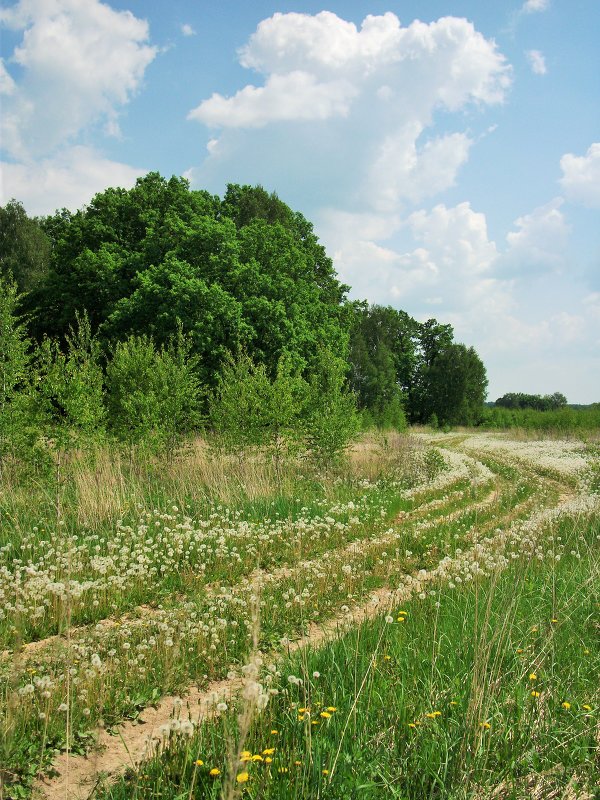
[0,0,157,159]
[500,198,570,275]
[0,146,146,216]
[189,71,357,128]
[0,58,16,94]
[521,0,549,12]
[181,23,195,37]
[190,12,511,131]
[367,128,473,210]
[559,142,600,209]
[526,50,547,75]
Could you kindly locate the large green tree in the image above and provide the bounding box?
[26,174,350,389]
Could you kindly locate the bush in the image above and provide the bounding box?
[106,328,203,450]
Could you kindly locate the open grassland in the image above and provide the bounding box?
[0,431,598,799]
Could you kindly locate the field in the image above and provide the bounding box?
[0,431,598,799]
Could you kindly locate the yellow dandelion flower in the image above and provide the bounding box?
[294,760,302,766]
[320,711,332,719]
[561,701,571,710]
[298,707,309,713]
[531,690,540,698]
[528,673,537,681]
[397,610,408,615]
[327,707,337,712]
[311,720,319,725]
[195,759,204,766]
[240,755,252,762]
[278,767,289,773]
[449,701,458,706]
[397,616,406,622]
[384,655,392,660]
[480,722,491,729]
[551,618,558,624]
[236,772,249,784]
[516,648,524,654]
[271,729,279,734]
[298,715,305,721]
[582,704,592,711]
[209,768,220,776]
[408,723,417,728]
[252,754,264,762]
[265,757,273,764]
[262,748,276,755]
[425,713,436,719]
[322,769,329,775]
[433,711,442,717]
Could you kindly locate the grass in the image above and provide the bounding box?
[0,429,597,799]
[101,507,599,800]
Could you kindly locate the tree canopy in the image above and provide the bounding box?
[3,174,490,430]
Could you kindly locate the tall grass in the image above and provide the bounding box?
[100,507,599,800]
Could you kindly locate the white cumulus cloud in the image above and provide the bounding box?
[189,71,357,128]
[181,23,195,37]
[0,146,146,216]
[0,0,157,159]
[559,142,600,209]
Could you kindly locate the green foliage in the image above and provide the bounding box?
[302,348,361,466]
[27,174,349,392]
[106,328,203,450]
[0,200,51,293]
[36,312,106,437]
[482,404,600,433]
[495,391,568,411]
[209,352,307,461]
[417,343,488,426]
[0,277,42,470]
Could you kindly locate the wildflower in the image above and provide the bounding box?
[561,701,571,710]
[385,615,394,623]
[270,729,279,734]
[551,618,558,624]
[582,704,592,711]
[449,701,458,706]
[326,707,337,712]
[528,673,537,681]
[195,759,204,766]
[265,757,273,764]
[313,671,321,678]
[262,748,275,755]
[531,691,540,698]
[251,754,264,762]
[216,702,228,712]
[294,760,302,766]
[209,768,220,776]
[320,711,332,719]
[397,616,405,622]
[480,722,491,729]
[408,723,417,728]
[311,720,319,725]
[236,772,249,783]
[278,767,288,773]
[322,769,329,775]
[384,655,391,660]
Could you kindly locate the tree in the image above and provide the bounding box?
[106,330,203,450]
[0,277,41,470]
[421,344,488,426]
[0,200,51,293]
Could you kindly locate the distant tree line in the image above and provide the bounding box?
[1,174,489,463]
[494,392,568,411]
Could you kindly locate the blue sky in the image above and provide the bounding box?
[1,0,599,402]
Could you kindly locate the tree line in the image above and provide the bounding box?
[1,173,489,463]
